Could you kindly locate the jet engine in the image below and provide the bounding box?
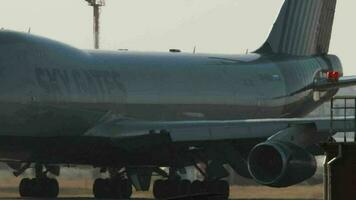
[247,140,316,187]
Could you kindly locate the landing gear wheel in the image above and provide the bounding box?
[191,180,206,194]
[93,178,132,199]
[93,178,106,198]
[153,179,192,199]
[167,180,180,197]
[47,178,59,198]
[120,179,132,199]
[216,180,229,199]
[207,180,229,200]
[179,179,191,196]
[153,179,165,199]
[19,178,31,197]
[33,178,43,197]
[19,178,59,198]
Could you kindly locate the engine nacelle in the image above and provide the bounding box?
[247,141,316,187]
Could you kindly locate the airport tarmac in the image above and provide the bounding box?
[0,185,323,200]
[0,198,317,200]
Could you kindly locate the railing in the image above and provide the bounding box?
[330,96,356,142]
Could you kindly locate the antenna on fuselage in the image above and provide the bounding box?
[193,46,196,54]
[28,27,31,33]
[85,0,105,49]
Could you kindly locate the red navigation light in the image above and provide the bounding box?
[327,71,340,81]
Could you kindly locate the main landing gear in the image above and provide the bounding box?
[18,164,59,198]
[19,177,59,198]
[153,179,229,199]
[152,167,230,200]
[92,168,133,199]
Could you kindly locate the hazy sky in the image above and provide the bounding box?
[1,0,355,74]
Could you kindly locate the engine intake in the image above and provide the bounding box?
[247,141,316,187]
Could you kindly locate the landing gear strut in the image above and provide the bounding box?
[93,168,132,199]
[18,164,59,198]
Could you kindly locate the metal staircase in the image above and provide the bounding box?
[330,96,356,142]
[324,96,356,200]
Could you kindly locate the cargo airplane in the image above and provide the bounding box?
[0,0,354,199]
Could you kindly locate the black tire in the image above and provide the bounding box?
[120,179,132,199]
[112,178,122,199]
[168,180,180,197]
[216,180,229,200]
[31,178,42,197]
[93,178,106,198]
[179,179,191,196]
[48,178,59,198]
[41,178,51,198]
[153,179,164,199]
[19,178,31,197]
[191,180,205,194]
[207,180,229,200]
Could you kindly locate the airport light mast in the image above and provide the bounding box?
[85,0,105,49]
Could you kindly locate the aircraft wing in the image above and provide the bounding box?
[82,116,353,183]
[84,116,354,151]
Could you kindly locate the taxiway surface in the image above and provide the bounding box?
[0,198,317,200]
